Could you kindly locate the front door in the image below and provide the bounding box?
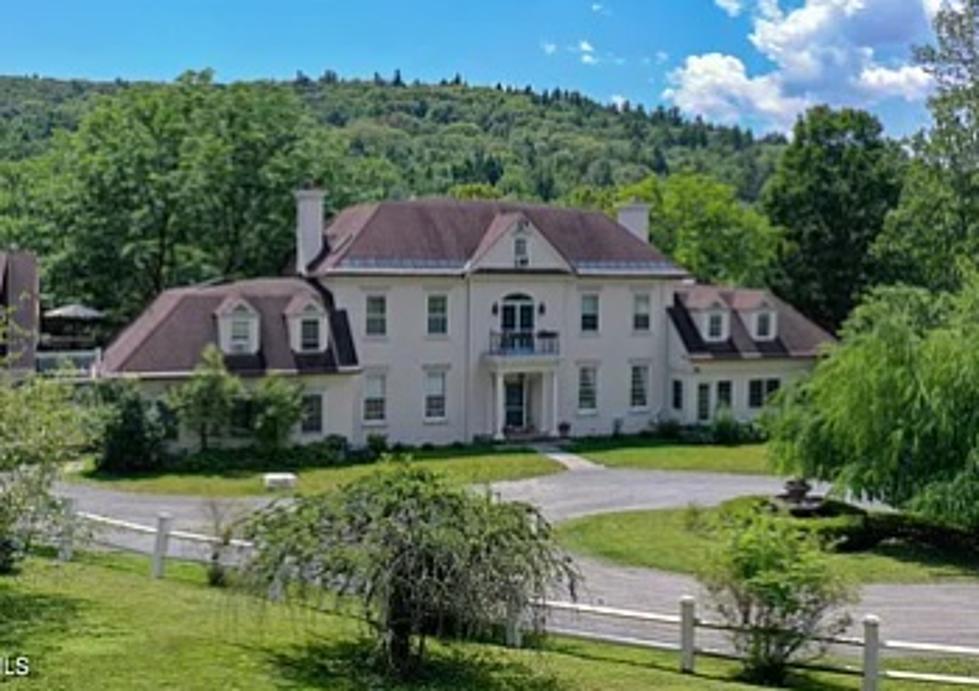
[505,377,525,429]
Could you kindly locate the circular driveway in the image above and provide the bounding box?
[57,462,979,645]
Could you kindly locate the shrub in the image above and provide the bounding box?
[94,381,170,473]
[653,418,682,440]
[241,462,578,679]
[251,376,304,451]
[367,433,389,458]
[710,406,743,445]
[699,509,855,685]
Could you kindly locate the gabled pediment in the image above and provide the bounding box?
[467,212,572,273]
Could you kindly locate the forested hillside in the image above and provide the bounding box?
[0,71,782,199]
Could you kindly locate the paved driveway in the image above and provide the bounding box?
[57,462,979,645]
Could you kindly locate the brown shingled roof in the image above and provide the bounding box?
[101,278,357,376]
[0,251,39,370]
[311,199,684,275]
[669,285,834,360]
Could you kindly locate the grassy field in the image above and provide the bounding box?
[65,450,561,497]
[557,506,979,585]
[569,439,773,475]
[3,552,973,690]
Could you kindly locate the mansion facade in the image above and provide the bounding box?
[100,191,833,446]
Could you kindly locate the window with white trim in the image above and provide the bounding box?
[578,366,598,412]
[672,380,684,411]
[697,383,711,421]
[365,295,386,336]
[427,294,448,336]
[363,373,386,422]
[424,370,447,420]
[300,394,323,434]
[706,312,725,341]
[756,311,773,339]
[581,294,599,333]
[300,318,321,351]
[630,364,649,409]
[514,236,529,267]
[716,380,732,410]
[633,293,651,332]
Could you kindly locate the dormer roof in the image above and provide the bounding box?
[101,278,357,377]
[668,285,834,360]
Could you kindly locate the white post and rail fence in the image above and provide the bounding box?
[59,506,979,689]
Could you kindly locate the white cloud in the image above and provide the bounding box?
[578,40,595,53]
[665,53,809,129]
[715,0,744,17]
[858,64,932,100]
[590,2,611,14]
[656,50,670,64]
[666,0,937,131]
[611,94,627,110]
[581,53,599,65]
[541,41,557,56]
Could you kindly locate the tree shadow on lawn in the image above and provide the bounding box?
[542,638,857,691]
[0,584,84,650]
[263,637,563,691]
[863,539,979,580]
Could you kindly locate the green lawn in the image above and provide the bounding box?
[4,552,972,690]
[569,439,773,475]
[66,450,562,497]
[558,506,979,585]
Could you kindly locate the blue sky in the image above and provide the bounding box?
[0,1,944,135]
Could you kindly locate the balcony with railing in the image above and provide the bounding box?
[487,330,560,360]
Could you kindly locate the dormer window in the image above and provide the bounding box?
[707,312,725,341]
[288,300,328,353]
[222,302,259,354]
[300,318,321,351]
[755,311,776,341]
[514,236,529,268]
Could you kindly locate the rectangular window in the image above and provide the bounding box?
[630,365,649,409]
[748,379,765,408]
[707,313,724,340]
[514,236,529,267]
[426,294,448,336]
[230,319,251,351]
[633,294,651,332]
[672,380,684,411]
[363,373,386,422]
[757,312,772,339]
[581,294,599,333]
[424,370,447,420]
[300,318,320,351]
[697,383,711,422]
[716,380,732,410]
[365,295,387,336]
[766,378,781,397]
[301,394,323,434]
[578,366,598,411]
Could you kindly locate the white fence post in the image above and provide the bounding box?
[58,497,77,562]
[151,512,172,579]
[680,595,696,674]
[862,615,880,691]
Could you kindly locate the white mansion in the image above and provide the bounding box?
[101,190,833,446]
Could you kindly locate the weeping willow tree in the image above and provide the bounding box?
[766,267,979,529]
[240,463,578,679]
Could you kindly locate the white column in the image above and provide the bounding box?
[495,371,505,441]
[550,370,559,436]
[680,595,696,673]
